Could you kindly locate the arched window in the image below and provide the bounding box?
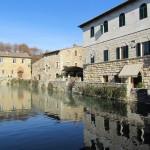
[140,3,147,20]
[119,13,125,27]
[104,21,108,33]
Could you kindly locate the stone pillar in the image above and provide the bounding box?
[126,76,132,97]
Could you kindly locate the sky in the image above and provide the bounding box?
[0,0,125,51]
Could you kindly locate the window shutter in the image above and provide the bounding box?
[136,43,141,57]
[125,46,129,58]
[116,48,120,59]
[100,24,103,34]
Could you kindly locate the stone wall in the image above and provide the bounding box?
[84,56,150,88]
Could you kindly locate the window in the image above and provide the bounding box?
[56,62,59,68]
[122,45,128,59]
[75,63,77,67]
[12,70,14,74]
[140,3,148,20]
[114,75,121,83]
[119,13,125,27]
[22,59,24,63]
[143,41,150,56]
[0,57,3,63]
[103,75,108,82]
[100,24,104,34]
[136,43,141,57]
[75,50,77,56]
[91,56,95,64]
[104,50,109,61]
[104,21,108,33]
[90,26,95,37]
[2,70,4,74]
[116,47,120,60]
[104,118,109,131]
[13,58,16,63]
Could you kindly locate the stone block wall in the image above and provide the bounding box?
[84,56,150,88]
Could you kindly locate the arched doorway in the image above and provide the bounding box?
[132,72,142,88]
[17,67,24,79]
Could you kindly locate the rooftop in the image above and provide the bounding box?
[0,51,31,58]
[79,0,138,28]
[43,44,82,57]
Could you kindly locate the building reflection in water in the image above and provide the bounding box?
[31,91,84,122]
[0,87,150,150]
[79,95,150,150]
[0,86,32,121]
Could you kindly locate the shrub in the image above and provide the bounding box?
[10,79,31,88]
[78,84,126,100]
[136,82,144,88]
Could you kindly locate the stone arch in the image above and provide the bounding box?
[17,67,24,79]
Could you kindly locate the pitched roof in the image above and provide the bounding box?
[43,50,60,56]
[0,51,31,58]
[79,0,138,28]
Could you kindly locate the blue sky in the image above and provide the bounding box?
[0,0,125,51]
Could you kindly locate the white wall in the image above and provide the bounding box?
[82,0,150,47]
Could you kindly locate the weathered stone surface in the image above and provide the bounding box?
[84,56,150,88]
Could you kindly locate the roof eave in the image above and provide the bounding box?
[78,0,137,28]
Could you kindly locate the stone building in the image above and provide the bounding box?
[79,0,150,88]
[32,45,85,82]
[0,52,31,82]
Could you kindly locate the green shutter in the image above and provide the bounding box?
[116,48,120,59]
[136,43,141,57]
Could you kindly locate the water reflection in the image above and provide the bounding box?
[77,96,150,150]
[0,86,149,150]
[0,86,32,121]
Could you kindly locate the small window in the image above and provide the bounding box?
[122,46,128,59]
[0,57,3,63]
[136,43,141,57]
[56,73,59,78]
[104,21,108,33]
[116,47,120,60]
[119,13,125,27]
[22,59,24,63]
[140,3,148,20]
[143,41,150,56]
[13,58,16,63]
[56,62,59,68]
[103,75,108,82]
[2,70,4,74]
[91,55,95,64]
[75,63,77,67]
[12,70,14,74]
[104,118,109,131]
[104,50,109,62]
[75,50,77,56]
[90,26,95,37]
